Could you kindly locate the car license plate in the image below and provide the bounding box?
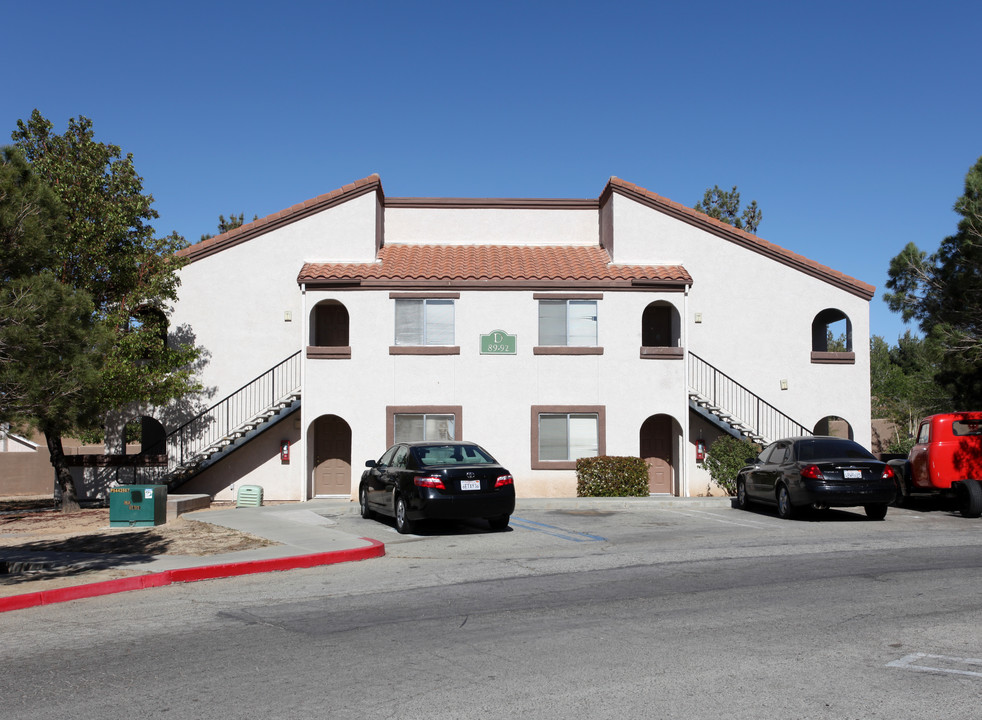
[460,480,480,491]
[844,469,862,479]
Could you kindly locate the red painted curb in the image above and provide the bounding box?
[0,538,384,614]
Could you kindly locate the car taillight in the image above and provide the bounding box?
[800,465,825,480]
[415,475,445,489]
[881,465,896,480]
[495,474,514,488]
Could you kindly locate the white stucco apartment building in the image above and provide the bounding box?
[164,175,873,502]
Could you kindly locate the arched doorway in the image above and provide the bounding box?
[312,415,352,496]
[640,414,676,494]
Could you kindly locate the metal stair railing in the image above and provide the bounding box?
[165,351,302,476]
[688,352,811,444]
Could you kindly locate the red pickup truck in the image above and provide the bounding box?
[888,412,982,517]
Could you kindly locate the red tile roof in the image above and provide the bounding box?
[299,245,691,289]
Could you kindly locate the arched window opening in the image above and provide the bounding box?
[811,309,854,364]
[307,300,351,359]
[640,302,683,359]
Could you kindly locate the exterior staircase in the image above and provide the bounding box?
[688,352,810,446]
[164,351,302,489]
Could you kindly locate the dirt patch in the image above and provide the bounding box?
[0,500,278,599]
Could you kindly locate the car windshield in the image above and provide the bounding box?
[795,438,875,462]
[412,444,496,466]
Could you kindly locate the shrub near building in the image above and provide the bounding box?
[704,435,762,496]
[576,456,649,497]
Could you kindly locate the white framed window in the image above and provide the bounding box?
[395,298,455,346]
[394,413,456,443]
[538,299,597,346]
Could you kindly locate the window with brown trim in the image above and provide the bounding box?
[389,293,460,355]
[534,294,603,355]
[386,406,463,447]
[530,405,606,470]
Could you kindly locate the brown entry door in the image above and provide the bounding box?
[313,416,351,496]
[640,416,673,494]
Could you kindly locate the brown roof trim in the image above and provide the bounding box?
[386,197,597,210]
[602,177,875,300]
[177,175,384,263]
[302,278,689,291]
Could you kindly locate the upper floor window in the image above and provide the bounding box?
[395,298,454,346]
[308,300,350,359]
[538,297,599,344]
[640,301,683,359]
[388,293,460,355]
[811,308,855,364]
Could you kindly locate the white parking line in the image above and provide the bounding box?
[659,507,773,528]
[887,652,982,678]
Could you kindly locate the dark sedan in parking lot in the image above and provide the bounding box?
[735,436,897,520]
[359,441,515,534]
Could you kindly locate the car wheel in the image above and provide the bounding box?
[394,495,414,534]
[864,503,888,521]
[488,514,510,531]
[776,484,794,520]
[890,461,911,507]
[359,486,373,519]
[736,478,751,510]
[958,479,982,519]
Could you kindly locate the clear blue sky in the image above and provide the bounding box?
[3,0,979,344]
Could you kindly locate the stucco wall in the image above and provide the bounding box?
[609,193,872,447]
[301,286,689,499]
[385,206,598,246]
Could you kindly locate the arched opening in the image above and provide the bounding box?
[640,302,682,359]
[123,415,167,455]
[311,300,349,346]
[813,416,854,440]
[640,414,682,494]
[310,414,352,496]
[308,300,351,359]
[812,309,852,353]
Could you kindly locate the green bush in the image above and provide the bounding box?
[703,435,761,496]
[576,456,649,497]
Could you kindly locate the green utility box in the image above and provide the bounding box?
[236,485,263,508]
[109,485,167,527]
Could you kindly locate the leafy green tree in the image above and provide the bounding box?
[884,156,982,406]
[694,185,762,234]
[201,213,258,241]
[870,333,950,448]
[6,111,201,511]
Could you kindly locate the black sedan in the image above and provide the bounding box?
[735,436,897,520]
[358,441,516,534]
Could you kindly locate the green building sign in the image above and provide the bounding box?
[480,330,517,355]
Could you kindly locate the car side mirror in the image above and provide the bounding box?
[745,457,757,464]
[365,460,378,468]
